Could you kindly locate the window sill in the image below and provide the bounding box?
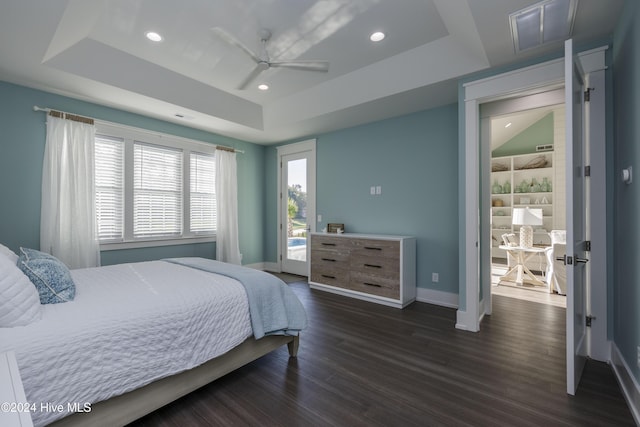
[100,236,216,251]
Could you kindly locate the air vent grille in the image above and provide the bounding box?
[536,144,554,152]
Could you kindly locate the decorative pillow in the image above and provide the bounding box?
[18,248,76,304]
[0,254,42,327]
[0,243,19,264]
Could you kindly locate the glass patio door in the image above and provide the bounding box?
[278,140,316,277]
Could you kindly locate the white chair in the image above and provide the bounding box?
[545,230,567,295]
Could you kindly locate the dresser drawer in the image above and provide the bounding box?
[349,271,400,299]
[350,254,399,277]
[311,235,349,252]
[310,268,349,289]
[349,238,399,259]
[311,248,349,264]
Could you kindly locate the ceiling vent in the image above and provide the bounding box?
[509,0,578,53]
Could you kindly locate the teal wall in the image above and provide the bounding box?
[613,0,640,383]
[0,81,265,266]
[492,113,553,157]
[265,105,460,294]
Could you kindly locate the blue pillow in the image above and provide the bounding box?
[18,248,76,304]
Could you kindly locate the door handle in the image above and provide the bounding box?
[556,255,588,265]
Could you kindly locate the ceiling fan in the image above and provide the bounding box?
[212,28,330,90]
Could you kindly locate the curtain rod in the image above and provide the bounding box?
[33,105,94,125]
[33,105,245,154]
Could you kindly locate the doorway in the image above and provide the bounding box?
[482,98,567,309]
[277,139,316,276]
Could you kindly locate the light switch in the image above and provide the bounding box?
[370,186,376,195]
[317,214,322,222]
[376,186,382,195]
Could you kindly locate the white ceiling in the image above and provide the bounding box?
[0,0,624,144]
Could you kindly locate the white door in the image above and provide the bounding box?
[279,144,316,276]
[564,39,588,395]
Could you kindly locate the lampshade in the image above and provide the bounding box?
[512,208,543,226]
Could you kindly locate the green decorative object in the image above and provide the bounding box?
[492,180,503,194]
[503,180,511,194]
[531,178,541,192]
[541,177,551,192]
[520,180,529,193]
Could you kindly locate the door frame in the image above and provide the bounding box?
[276,139,316,275]
[459,47,608,357]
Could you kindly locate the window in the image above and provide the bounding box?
[133,142,183,238]
[94,123,216,248]
[190,152,216,233]
[95,135,124,240]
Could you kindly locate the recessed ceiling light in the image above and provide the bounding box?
[145,31,163,42]
[370,31,385,42]
[258,84,269,91]
[505,122,512,128]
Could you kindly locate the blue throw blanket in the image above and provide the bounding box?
[163,258,307,339]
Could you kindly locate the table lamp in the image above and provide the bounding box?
[512,207,543,248]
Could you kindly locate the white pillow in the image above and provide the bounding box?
[0,243,19,264]
[0,255,42,327]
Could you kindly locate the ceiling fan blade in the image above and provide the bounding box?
[269,60,329,72]
[211,27,261,63]
[237,65,265,90]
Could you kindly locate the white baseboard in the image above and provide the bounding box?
[244,262,265,270]
[262,262,280,272]
[244,262,280,272]
[455,309,479,332]
[416,287,458,309]
[611,342,640,425]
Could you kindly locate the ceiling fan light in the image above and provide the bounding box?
[370,31,385,42]
[258,84,269,91]
[145,31,163,42]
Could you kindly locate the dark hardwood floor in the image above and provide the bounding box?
[129,279,634,427]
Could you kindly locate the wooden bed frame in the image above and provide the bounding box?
[49,335,299,427]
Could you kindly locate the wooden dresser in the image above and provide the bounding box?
[309,233,416,308]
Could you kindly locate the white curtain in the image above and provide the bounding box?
[41,115,100,269]
[215,150,242,265]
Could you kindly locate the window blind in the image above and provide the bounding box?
[190,152,216,233]
[95,135,124,240]
[133,142,183,237]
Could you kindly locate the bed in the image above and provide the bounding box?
[0,249,306,427]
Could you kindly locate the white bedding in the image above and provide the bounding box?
[0,260,253,426]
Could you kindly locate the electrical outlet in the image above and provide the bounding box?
[317,214,322,222]
[432,273,439,283]
[370,186,376,195]
[376,185,382,195]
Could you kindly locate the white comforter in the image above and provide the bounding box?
[0,261,253,426]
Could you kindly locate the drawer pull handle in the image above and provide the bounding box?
[321,258,336,262]
[321,243,336,246]
[363,282,382,287]
[364,264,382,268]
[364,246,382,251]
[321,274,336,279]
